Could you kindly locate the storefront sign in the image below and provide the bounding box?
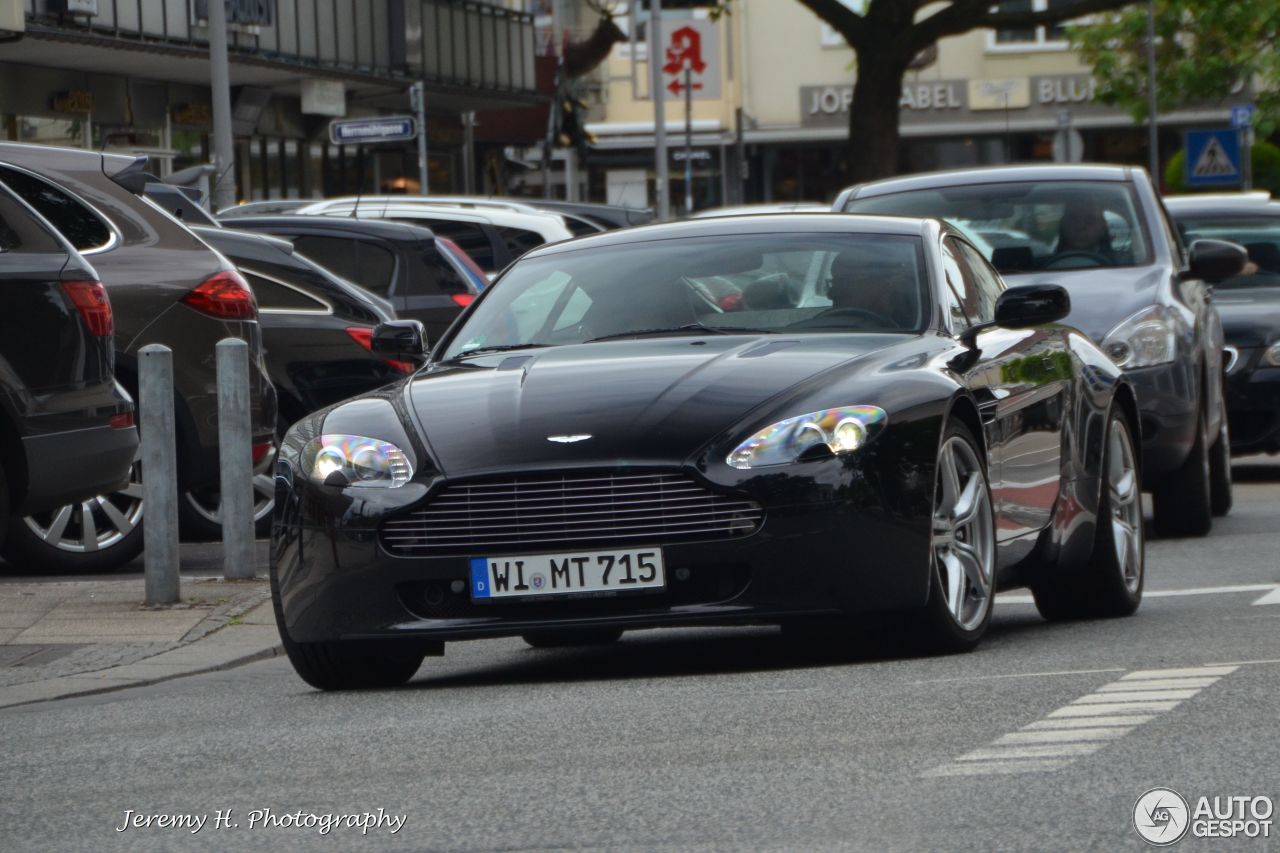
[659,21,721,101]
[329,116,418,145]
[192,0,275,28]
[968,78,1031,111]
[301,79,346,118]
[1034,75,1098,105]
[672,149,712,162]
[172,103,213,126]
[51,91,94,113]
[800,80,965,128]
[57,0,100,14]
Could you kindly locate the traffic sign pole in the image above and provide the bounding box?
[650,0,669,221]
[684,63,693,216]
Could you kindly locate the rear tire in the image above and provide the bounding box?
[178,475,274,542]
[1209,407,1233,517]
[269,568,427,690]
[1151,408,1212,538]
[522,629,624,648]
[1033,408,1144,620]
[916,419,995,654]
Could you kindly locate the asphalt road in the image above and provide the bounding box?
[3,459,1279,852]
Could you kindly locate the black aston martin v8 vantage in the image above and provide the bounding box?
[271,214,1144,690]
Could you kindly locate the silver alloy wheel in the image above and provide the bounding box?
[21,455,144,553]
[1107,418,1143,594]
[182,474,275,525]
[931,436,995,632]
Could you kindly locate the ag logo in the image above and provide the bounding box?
[1134,788,1191,846]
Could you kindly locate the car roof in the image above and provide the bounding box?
[219,214,436,242]
[302,195,547,215]
[521,213,937,259]
[840,163,1137,204]
[192,224,296,255]
[1163,193,1280,217]
[691,203,829,219]
[304,203,575,235]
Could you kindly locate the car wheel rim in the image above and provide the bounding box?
[931,436,994,632]
[21,454,144,553]
[1108,419,1143,594]
[183,475,276,525]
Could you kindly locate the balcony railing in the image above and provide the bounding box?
[22,0,536,93]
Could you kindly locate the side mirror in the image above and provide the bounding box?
[370,320,427,358]
[994,283,1071,328]
[1188,238,1247,283]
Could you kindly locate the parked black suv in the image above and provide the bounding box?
[836,164,1240,537]
[0,180,137,548]
[0,143,276,571]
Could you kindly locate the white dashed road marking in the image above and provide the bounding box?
[1253,587,1280,606]
[923,665,1236,777]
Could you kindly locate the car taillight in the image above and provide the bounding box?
[110,412,134,429]
[450,293,475,308]
[346,327,415,374]
[252,441,274,465]
[61,280,113,336]
[181,270,257,320]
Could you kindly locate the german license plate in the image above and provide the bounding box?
[469,548,665,600]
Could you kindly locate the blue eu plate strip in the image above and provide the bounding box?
[470,558,491,599]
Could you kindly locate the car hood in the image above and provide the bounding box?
[407,335,904,475]
[1005,265,1167,342]
[1213,286,1280,346]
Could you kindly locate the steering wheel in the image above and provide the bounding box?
[1043,251,1110,270]
[791,306,894,329]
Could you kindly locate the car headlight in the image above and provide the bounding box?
[727,406,887,470]
[1101,305,1177,368]
[300,434,413,488]
[1263,342,1280,367]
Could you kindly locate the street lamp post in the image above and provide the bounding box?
[1146,0,1160,185]
[207,0,237,212]
[650,0,670,221]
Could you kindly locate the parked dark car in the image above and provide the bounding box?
[219,216,478,343]
[0,143,276,572]
[270,215,1143,690]
[836,165,1241,537]
[218,200,321,218]
[523,199,652,230]
[0,180,137,550]
[1166,193,1280,454]
[181,226,412,537]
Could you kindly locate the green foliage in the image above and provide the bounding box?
[1069,0,1280,137]
[1164,140,1280,193]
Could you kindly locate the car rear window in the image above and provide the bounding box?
[496,226,547,258]
[243,271,329,312]
[0,165,113,253]
[401,219,494,270]
[291,235,396,297]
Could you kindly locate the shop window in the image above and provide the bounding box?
[0,165,113,253]
[244,271,329,313]
[988,0,1073,50]
[291,236,397,297]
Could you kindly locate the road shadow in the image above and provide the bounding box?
[380,611,1056,693]
[1232,462,1280,483]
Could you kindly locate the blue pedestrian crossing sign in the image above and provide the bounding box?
[1185,129,1241,187]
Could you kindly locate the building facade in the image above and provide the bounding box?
[569,0,1254,209]
[0,0,542,202]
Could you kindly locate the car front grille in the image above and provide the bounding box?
[380,471,764,556]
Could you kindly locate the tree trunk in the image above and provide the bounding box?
[846,50,914,184]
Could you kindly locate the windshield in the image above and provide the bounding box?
[441,233,930,359]
[1178,215,1280,289]
[845,181,1152,273]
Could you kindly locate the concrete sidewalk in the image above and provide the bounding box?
[0,576,281,708]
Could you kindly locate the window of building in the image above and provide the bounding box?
[0,165,113,253]
[988,0,1075,50]
[291,235,397,297]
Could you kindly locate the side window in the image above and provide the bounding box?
[291,235,396,297]
[1155,201,1186,267]
[940,239,976,330]
[410,219,494,270]
[496,226,546,258]
[415,248,469,296]
[243,271,328,313]
[954,240,1003,323]
[0,165,112,252]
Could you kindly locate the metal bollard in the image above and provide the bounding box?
[216,339,257,579]
[139,344,180,605]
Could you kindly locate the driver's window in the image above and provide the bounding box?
[954,240,1001,324]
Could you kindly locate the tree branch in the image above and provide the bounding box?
[795,0,867,48]
[912,0,1134,51]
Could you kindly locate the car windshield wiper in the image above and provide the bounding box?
[445,343,548,360]
[586,323,772,343]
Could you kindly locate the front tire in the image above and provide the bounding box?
[917,420,995,653]
[1033,407,1144,620]
[1152,408,1212,538]
[269,568,427,690]
[1209,405,1233,517]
